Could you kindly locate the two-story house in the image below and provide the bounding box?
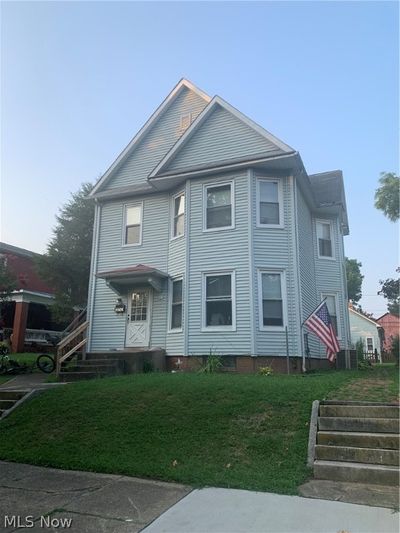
[84,79,350,373]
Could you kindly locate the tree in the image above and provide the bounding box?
[345,257,364,303]
[0,259,17,311]
[374,172,399,222]
[378,268,400,317]
[36,183,95,322]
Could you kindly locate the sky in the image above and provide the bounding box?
[1,1,398,317]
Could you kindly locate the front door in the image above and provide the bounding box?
[125,289,151,347]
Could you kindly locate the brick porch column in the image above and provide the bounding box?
[11,301,29,353]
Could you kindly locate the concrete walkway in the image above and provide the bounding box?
[0,462,398,533]
[0,372,65,390]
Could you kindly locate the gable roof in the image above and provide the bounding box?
[349,307,381,327]
[90,79,211,197]
[149,96,294,179]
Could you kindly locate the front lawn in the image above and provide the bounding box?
[0,366,397,494]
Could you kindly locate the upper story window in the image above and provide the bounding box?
[203,271,235,329]
[123,204,142,246]
[322,293,340,338]
[258,270,286,329]
[172,193,185,239]
[170,278,183,331]
[204,182,234,231]
[317,220,334,258]
[257,178,283,227]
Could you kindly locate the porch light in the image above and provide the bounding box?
[114,298,126,314]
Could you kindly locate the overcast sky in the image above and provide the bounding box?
[1,1,398,317]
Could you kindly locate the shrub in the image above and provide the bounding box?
[358,359,372,371]
[198,350,223,374]
[391,335,399,365]
[142,359,154,373]
[258,366,274,376]
[355,338,364,362]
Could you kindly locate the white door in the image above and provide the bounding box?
[125,289,151,347]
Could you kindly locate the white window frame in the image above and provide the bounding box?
[321,292,341,340]
[202,270,236,331]
[365,336,374,352]
[257,269,287,331]
[203,180,235,233]
[170,192,185,241]
[316,219,335,260]
[168,276,183,333]
[256,178,284,228]
[122,202,143,247]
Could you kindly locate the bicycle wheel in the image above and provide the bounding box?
[36,354,55,373]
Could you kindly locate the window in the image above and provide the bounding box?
[204,182,234,230]
[259,271,285,328]
[366,337,374,352]
[257,179,282,226]
[203,272,235,328]
[317,220,333,258]
[322,293,339,337]
[124,204,142,245]
[170,279,183,330]
[172,193,185,238]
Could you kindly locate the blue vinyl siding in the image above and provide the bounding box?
[104,87,208,190]
[253,173,301,357]
[165,105,284,173]
[187,171,251,356]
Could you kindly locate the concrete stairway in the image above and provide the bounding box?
[0,390,30,418]
[58,357,124,382]
[314,401,399,486]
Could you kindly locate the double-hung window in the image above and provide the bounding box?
[366,337,374,352]
[124,204,142,246]
[317,220,334,258]
[172,193,185,239]
[259,270,286,329]
[257,179,282,227]
[203,272,235,328]
[322,293,339,338]
[204,182,234,230]
[170,279,183,330]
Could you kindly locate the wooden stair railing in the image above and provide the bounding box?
[56,320,89,376]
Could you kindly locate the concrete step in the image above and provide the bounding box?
[0,390,29,401]
[0,399,16,410]
[315,444,399,466]
[78,359,120,366]
[320,404,400,419]
[317,430,400,450]
[318,416,399,433]
[63,364,120,373]
[58,371,109,382]
[314,460,400,486]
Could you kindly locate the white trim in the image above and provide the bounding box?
[86,202,101,352]
[291,175,304,359]
[255,177,284,229]
[122,202,143,247]
[316,218,336,260]
[349,307,381,327]
[168,276,184,333]
[201,270,236,332]
[184,180,191,356]
[247,169,256,356]
[149,95,294,178]
[257,269,288,332]
[203,180,235,232]
[90,79,210,196]
[365,336,374,352]
[170,191,185,241]
[321,292,342,340]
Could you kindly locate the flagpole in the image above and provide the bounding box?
[302,298,327,373]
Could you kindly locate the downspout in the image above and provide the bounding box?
[86,200,101,353]
[184,179,191,357]
[247,169,256,357]
[292,175,305,371]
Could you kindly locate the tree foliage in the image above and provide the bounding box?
[374,172,399,222]
[0,259,17,309]
[345,257,364,303]
[36,183,95,321]
[378,268,400,317]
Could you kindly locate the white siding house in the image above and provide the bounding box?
[86,79,351,372]
[349,306,382,360]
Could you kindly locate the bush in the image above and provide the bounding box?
[258,366,274,376]
[355,338,364,362]
[391,335,399,365]
[358,359,372,371]
[198,350,223,374]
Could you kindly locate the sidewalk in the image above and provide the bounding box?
[0,461,398,533]
[0,372,65,390]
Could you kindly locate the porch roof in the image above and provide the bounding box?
[96,264,168,294]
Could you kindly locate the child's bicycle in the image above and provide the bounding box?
[0,345,55,375]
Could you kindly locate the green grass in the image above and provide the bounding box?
[0,366,397,494]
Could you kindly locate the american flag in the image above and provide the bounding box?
[304,301,340,362]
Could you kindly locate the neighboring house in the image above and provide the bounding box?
[86,79,351,372]
[348,305,382,361]
[376,312,400,353]
[0,242,60,352]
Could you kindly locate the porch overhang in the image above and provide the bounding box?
[96,264,168,295]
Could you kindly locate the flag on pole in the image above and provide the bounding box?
[304,301,340,362]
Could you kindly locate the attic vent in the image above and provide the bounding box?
[180,113,192,131]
